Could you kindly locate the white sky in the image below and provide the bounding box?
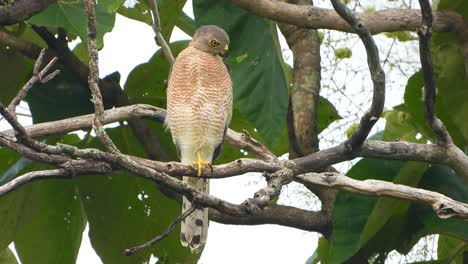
[2,0,438,263]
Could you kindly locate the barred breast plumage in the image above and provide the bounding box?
[166,40,232,253]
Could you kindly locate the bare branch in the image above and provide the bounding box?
[148,0,175,64]
[297,172,468,220]
[0,161,112,196]
[7,49,59,115]
[229,0,467,36]
[83,0,119,154]
[124,205,196,256]
[417,0,453,145]
[331,0,385,148]
[0,0,56,25]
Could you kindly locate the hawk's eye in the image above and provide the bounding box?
[210,40,219,47]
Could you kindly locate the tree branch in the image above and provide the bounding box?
[417,0,453,146]
[297,172,468,220]
[229,0,467,36]
[83,0,119,154]
[124,205,196,256]
[0,0,55,25]
[148,0,175,64]
[7,49,59,115]
[331,0,385,148]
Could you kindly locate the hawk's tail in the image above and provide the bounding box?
[180,176,209,253]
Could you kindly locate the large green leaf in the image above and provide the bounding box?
[437,235,467,263]
[118,0,186,41]
[26,66,94,123]
[0,247,19,264]
[358,162,429,248]
[14,179,86,264]
[330,158,468,263]
[28,0,126,48]
[193,0,289,147]
[77,126,197,263]
[0,46,31,105]
[0,148,33,250]
[329,158,406,263]
[12,135,87,264]
[125,40,189,108]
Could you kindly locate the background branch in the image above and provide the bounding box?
[331,0,385,148]
[297,172,468,220]
[0,0,55,25]
[229,0,467,36]
[417,0,453,145]
[149,0,175,64]
[83,0,119,153]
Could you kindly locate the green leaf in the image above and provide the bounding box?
[159,0,187,40]
[396,0,468,149]
[176,12,197,36]
[77,126,197,263]
[15,179,86,264]
[334,48,352,59]
[0,247,19,264]
[26,66,94,123]
[193,0,289,147]
[13,135,86,264]
[0,46,31,105]
[317,96,342,133]
[358,162,429,248]
[307,236,330,264]
[28,0,126,48]
[329,158,406,263]
[118,0,152,25]
[437,235,467,263]
[384,31,416,42]
[330,158,468,263]
[382,110,424,142]
[125,40,189,108]
[0,148,33,249]
[118,0,186,40]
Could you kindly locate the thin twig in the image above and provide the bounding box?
[7,49,59,115]
[417,0,452,145]
[149,0,175,64]
[83,0,120,153]
[124,205,196,256]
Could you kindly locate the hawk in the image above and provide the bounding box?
[166,25,232,253]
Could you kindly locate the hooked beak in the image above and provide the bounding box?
[219,44,229,58]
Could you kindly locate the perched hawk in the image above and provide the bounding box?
[166,25,232,253]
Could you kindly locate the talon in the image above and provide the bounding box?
[193,151,211,177]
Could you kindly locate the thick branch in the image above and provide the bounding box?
[297,172,468,220]
[210,204,330,234]
[278,0,321,157]
[229,0,467,36]
[0,0,55,25]
[3,104,274,160]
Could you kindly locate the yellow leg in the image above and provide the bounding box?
[191,151,211,177]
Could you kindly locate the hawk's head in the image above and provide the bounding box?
[191,25,230,57]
